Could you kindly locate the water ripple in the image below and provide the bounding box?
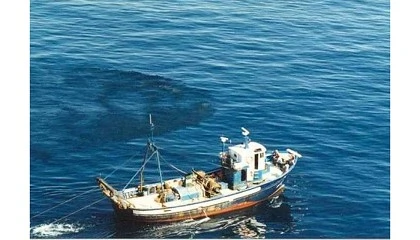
[30,0,389,238]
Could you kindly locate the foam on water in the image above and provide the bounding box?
[268,196,283,208]
[30,223,84,238]
[232,217,267,239]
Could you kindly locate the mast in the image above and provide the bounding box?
[220,136,229,152]
[139,114,156,191]
[150,114,164,188]
[241,127,250,149]
[149,114,154,141]
[139,114,164,191]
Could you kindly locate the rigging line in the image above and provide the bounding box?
[159,154,187,175]
[205,161,220,168]
[156,151,164,187]
[30,186,98,220]
[31,151,140,219]
[103,151,142,180]
[122,150,157,190]
[49,197,106,225]
[103,231,117,238]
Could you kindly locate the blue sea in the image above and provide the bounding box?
[29,0,390,239]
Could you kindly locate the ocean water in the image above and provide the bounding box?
[29,0,390,238]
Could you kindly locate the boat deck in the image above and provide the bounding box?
[126,193,162,209]
[124,164,286,210]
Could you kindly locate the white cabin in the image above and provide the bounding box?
[228,141,266,172]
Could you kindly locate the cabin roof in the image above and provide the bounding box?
[228,141,266,156]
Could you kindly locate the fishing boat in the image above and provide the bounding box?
[97,116,302,223]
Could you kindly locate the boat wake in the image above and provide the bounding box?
[194,215,267,238]
[149,217,212,238]
[113,211,271,238]
[30,223,84,238]
[232,217,267,238]
[268,196,283,208]
[182,216,211,225]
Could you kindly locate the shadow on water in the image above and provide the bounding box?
[110,197,294,239]
[31,66,215,155]
[66,68,214,143]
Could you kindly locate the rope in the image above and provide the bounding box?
[156,151,164,187]
[31,143,152,223]
[49,197,106,225]
[206,161,220,168]
[31,138,199,225]
[122,144,189,190]
[103,151,141,180]
[30,186,98,220]
[31,151,142,219]
[103,231,117,238]
[159,153,187,175]
[122,150,156,190]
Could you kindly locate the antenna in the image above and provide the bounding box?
[241,127,250,149]
[220,136,229,152]
[220,136,229,143]
[149,114,155,141]
[241,127,250,136]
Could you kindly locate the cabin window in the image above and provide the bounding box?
[254,154,259,169]
[241,169,247,181]
[260,153,264,158]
